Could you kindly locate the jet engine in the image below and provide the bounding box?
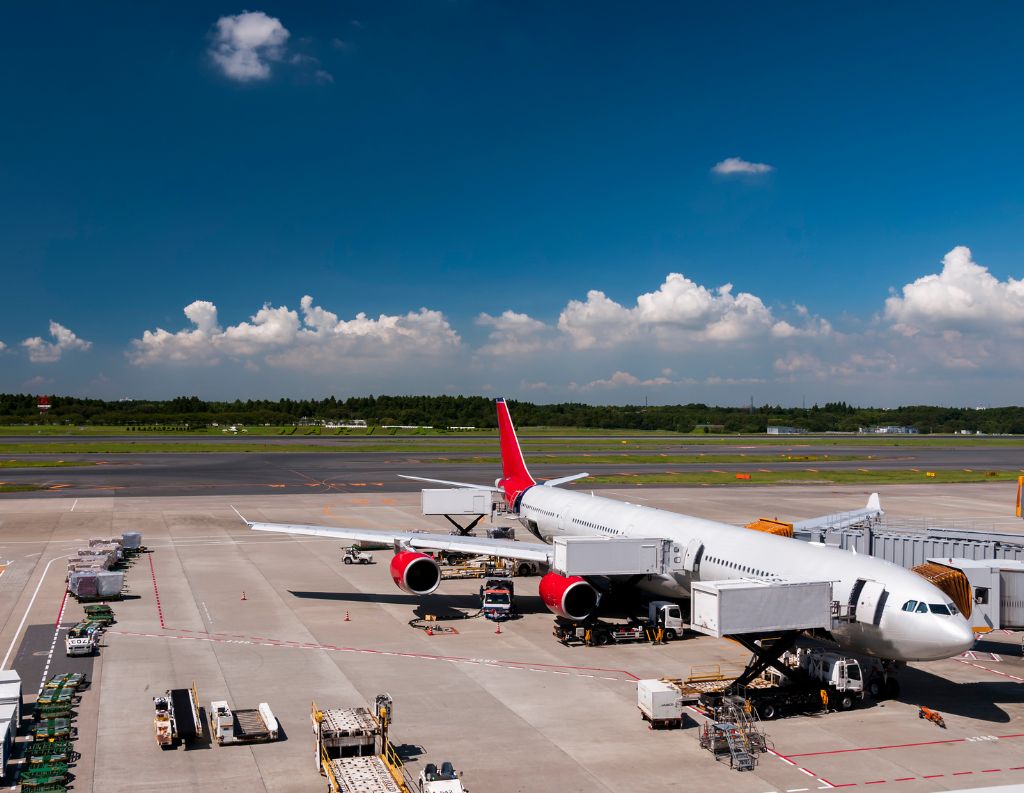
[389,551,441,595]
[539,572,599,621]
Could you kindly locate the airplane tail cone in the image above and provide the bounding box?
[496,398,536,509]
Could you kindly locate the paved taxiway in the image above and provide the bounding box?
[2,440,1023,498]
[0,484,1022,792]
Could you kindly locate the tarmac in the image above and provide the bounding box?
[2,440,1024,499]
[0,483,1022,792]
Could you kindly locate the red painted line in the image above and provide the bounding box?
[831,785,856,789]
[982,769,1002,773]
[1010,766,1024,770]
[148,553,165,629]
[955,658,1024,682]
[894,777,915,781]
[922,775,944,779]
[53,590,69,627]
[864,781,886,785]
[786,737,965,757]
[952,771,974,775]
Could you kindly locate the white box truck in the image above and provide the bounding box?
[690,579,833,638]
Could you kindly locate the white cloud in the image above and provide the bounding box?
[21,321,92,363]
[129,296,460,368]
[884,246,1024,337]
[0,340,6,353]
[476,311,554,356]
[210,11,290,82]
[579,371,675,390]
[711,157,775,175]
[557,273,778,349]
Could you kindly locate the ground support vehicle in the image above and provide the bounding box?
[32,719,75,743]
[554,602,686,646]
[479,579,515,621]
[696,695,768,771]
[153,682,203,749]
[418,761,467,792]
[343,547,375,565]
[82,604,115,625]
[210,701,278,744]
[65,632,97,657]
[636,678,702,729]
[313,693,412,793]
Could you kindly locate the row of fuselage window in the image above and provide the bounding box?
[572,517,622,536]
[901,599,958,616]
[704,554,775,579]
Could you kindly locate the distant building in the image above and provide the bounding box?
[859,426,919,435]
[767,426,804,435]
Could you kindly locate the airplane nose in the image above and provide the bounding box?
[940,617,976,658]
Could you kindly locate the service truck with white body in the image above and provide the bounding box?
[210,701,278,744]
[418,761,467,793]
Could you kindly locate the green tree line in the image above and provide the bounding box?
[1,393,1022,434]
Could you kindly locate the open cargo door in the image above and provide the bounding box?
[912,562,973,619]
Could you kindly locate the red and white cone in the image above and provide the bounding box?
[426,626,434,636]
[495,624,502,635]
[240,591,247,601]
[344,610,350,622]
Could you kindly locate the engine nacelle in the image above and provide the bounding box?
[539,572,599,621]
[390,551,441,595]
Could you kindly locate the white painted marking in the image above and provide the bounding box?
[1,554,71,669]
[70,499,78,512]
[787,788,809,792]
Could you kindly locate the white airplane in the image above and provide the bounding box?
[247,399,975,663]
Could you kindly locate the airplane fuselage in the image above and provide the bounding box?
[518,485,975,662]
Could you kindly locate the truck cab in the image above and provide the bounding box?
[648,601,685,640]
[480,578,515,621]
[418,761,466,793]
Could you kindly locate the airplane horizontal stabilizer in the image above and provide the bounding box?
[397,474,502,491]
[542,473,590,487]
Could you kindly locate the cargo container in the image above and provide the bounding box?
[689,579,833,638]
[636,678,701,728]
[421,488,493,516]
[0,702,16,781]
[210,701,278,744]
[553,536,666,576]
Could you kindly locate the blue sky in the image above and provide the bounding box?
[2,3,1023,405]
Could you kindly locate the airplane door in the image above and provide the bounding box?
[855,579,887,626]
[681,539,704,572]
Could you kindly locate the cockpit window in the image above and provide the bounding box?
[915,602,929,613]
[902,600,918,612]
[929,603,951,615]
[947,602,959,615]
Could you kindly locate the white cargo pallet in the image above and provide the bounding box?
[690,579,833,637]
[329,755,401,793]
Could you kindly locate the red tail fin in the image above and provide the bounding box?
[496,398,536,508]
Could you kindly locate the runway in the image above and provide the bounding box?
[1,440,1022,498]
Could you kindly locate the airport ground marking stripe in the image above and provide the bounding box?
[38,589,69,694]
[107,628,638,682]
[0,553,72,669]
[954,658,1024,682]
[148,552,166,629]
[785,731,1024,759]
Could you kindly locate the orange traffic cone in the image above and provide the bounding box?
[495,624,502,635]
[240,591,247,601]
[344,610,350,622]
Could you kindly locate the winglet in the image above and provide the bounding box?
[230,505,252,526]
[866,492,882,513]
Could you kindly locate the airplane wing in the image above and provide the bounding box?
[246,520,553,564]
[792,492,883,533]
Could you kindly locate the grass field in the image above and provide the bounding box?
[446,453,870,465]
[0,484,42,492]
[583,469,1023,486]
